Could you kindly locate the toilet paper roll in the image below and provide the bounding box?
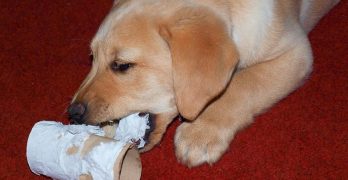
[26,121,141,180]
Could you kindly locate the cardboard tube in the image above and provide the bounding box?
[78,135,142,180]
[27,121,142,180]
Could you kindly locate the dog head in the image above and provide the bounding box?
[69,1,239,150]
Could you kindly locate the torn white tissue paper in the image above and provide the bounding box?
[115,113,150,148]
[26,113,149,179]
[26,121,125,180]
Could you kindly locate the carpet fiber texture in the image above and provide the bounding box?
[0,1,347,179]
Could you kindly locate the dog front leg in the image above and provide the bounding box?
[175,37,313,167]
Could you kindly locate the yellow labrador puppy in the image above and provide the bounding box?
[68,0,340,167]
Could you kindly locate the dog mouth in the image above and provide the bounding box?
[99,112,156,145]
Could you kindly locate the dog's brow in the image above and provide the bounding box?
[117,48,141,62]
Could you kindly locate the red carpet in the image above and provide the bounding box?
[1,1,347,179]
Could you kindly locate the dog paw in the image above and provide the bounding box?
[174,121,230,167]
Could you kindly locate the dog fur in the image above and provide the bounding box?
[71,0,340,167]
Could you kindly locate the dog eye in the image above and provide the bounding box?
[110,61,133,72]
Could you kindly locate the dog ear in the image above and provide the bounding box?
[159,7,239,120]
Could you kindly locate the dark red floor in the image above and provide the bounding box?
[0,1,347,179]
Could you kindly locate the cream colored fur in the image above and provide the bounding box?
[72,0,340,167]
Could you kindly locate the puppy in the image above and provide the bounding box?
[68,0,340,167]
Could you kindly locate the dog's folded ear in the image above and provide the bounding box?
[159,7,239,121]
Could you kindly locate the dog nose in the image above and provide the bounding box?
[68,102,87,124]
